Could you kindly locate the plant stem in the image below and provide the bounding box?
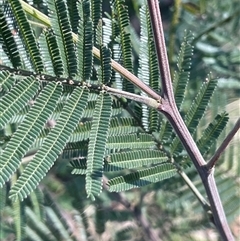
[93,47,161,101]
[103,85,160,109]
[168,0,181,78]
[207,117,240,170]
[177,168,210,210]
[20,1,162,102]
[147,1,234,240]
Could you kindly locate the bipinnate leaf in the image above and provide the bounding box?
[0,77,39,129]
[105,150,168,172]
[0,9,21,68]
[48,0,77,77]
[197,112,229,155]
[86,93,112,200]
[0,70,16,92]
[108,163,177,192]
[171,76,217,154]
[0,82,62,187]
[9,87,89,201]
[8,0,44,72]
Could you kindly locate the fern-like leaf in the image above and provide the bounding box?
[171,76,217,154]
[77,0,93,80]
[41,29,64,76]
[0,9,21,68]
[86,93,112,199]
[67,0,80,33]
[90,0,102,41]
[109,117,139,136]
[108,163,177,192]
[197,112,229,155]
[8,0,44,72]
[9,87,88,201]
[0,82,62,187]
[71,150,168,173]
[159,31,193,142]
[47,0,77,77]
[173,31,193,109]
[139,4,159,132]
[0,77,39,129]
[107,133,155,150]
[105,150,168,172]
[0,70,16,92]
[96,21,112,84]
[111,0,133,92]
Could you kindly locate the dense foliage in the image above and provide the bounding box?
[0,0,239,240]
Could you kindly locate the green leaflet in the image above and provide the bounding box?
[108,163,177,192]
[9,87,88,201]
[90,0,102,41]
[30,116,138,150]
[111,0,133,92]
[95,206,105,235]
[197,112,229,155]
[0,185,7,211]
[47,0,77,77]
[107,133,155,150]
[8,0,44,72]
[62,140,88,160]
[0,70,16,92]
[86,93,112,199]
[40,29,63,76]
[96,19,112,84]
[67,0,80,33]
[0,77,39,129]
[45,207,73,240]
[70,150,168,173]
[139,3,159,132]
[0,82,62,187]
[159,31,193,143]
[109,117,139,136]
[173,31,193,109]
[0,9,21,68]
[170,77,217,154]
[77,0,93,80]
[105,150,168,172]
[71,160,87,175]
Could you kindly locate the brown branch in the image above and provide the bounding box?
[146,0,173,100]
[147,1,234,240]
[207,118,240,170]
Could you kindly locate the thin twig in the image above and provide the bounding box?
[207,118,240,170]
[20,0,162,102]
[177,169,210,211]
[147,1,234,240]
[103,85,160,109]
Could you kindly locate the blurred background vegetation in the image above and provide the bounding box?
[1,0,239,240]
